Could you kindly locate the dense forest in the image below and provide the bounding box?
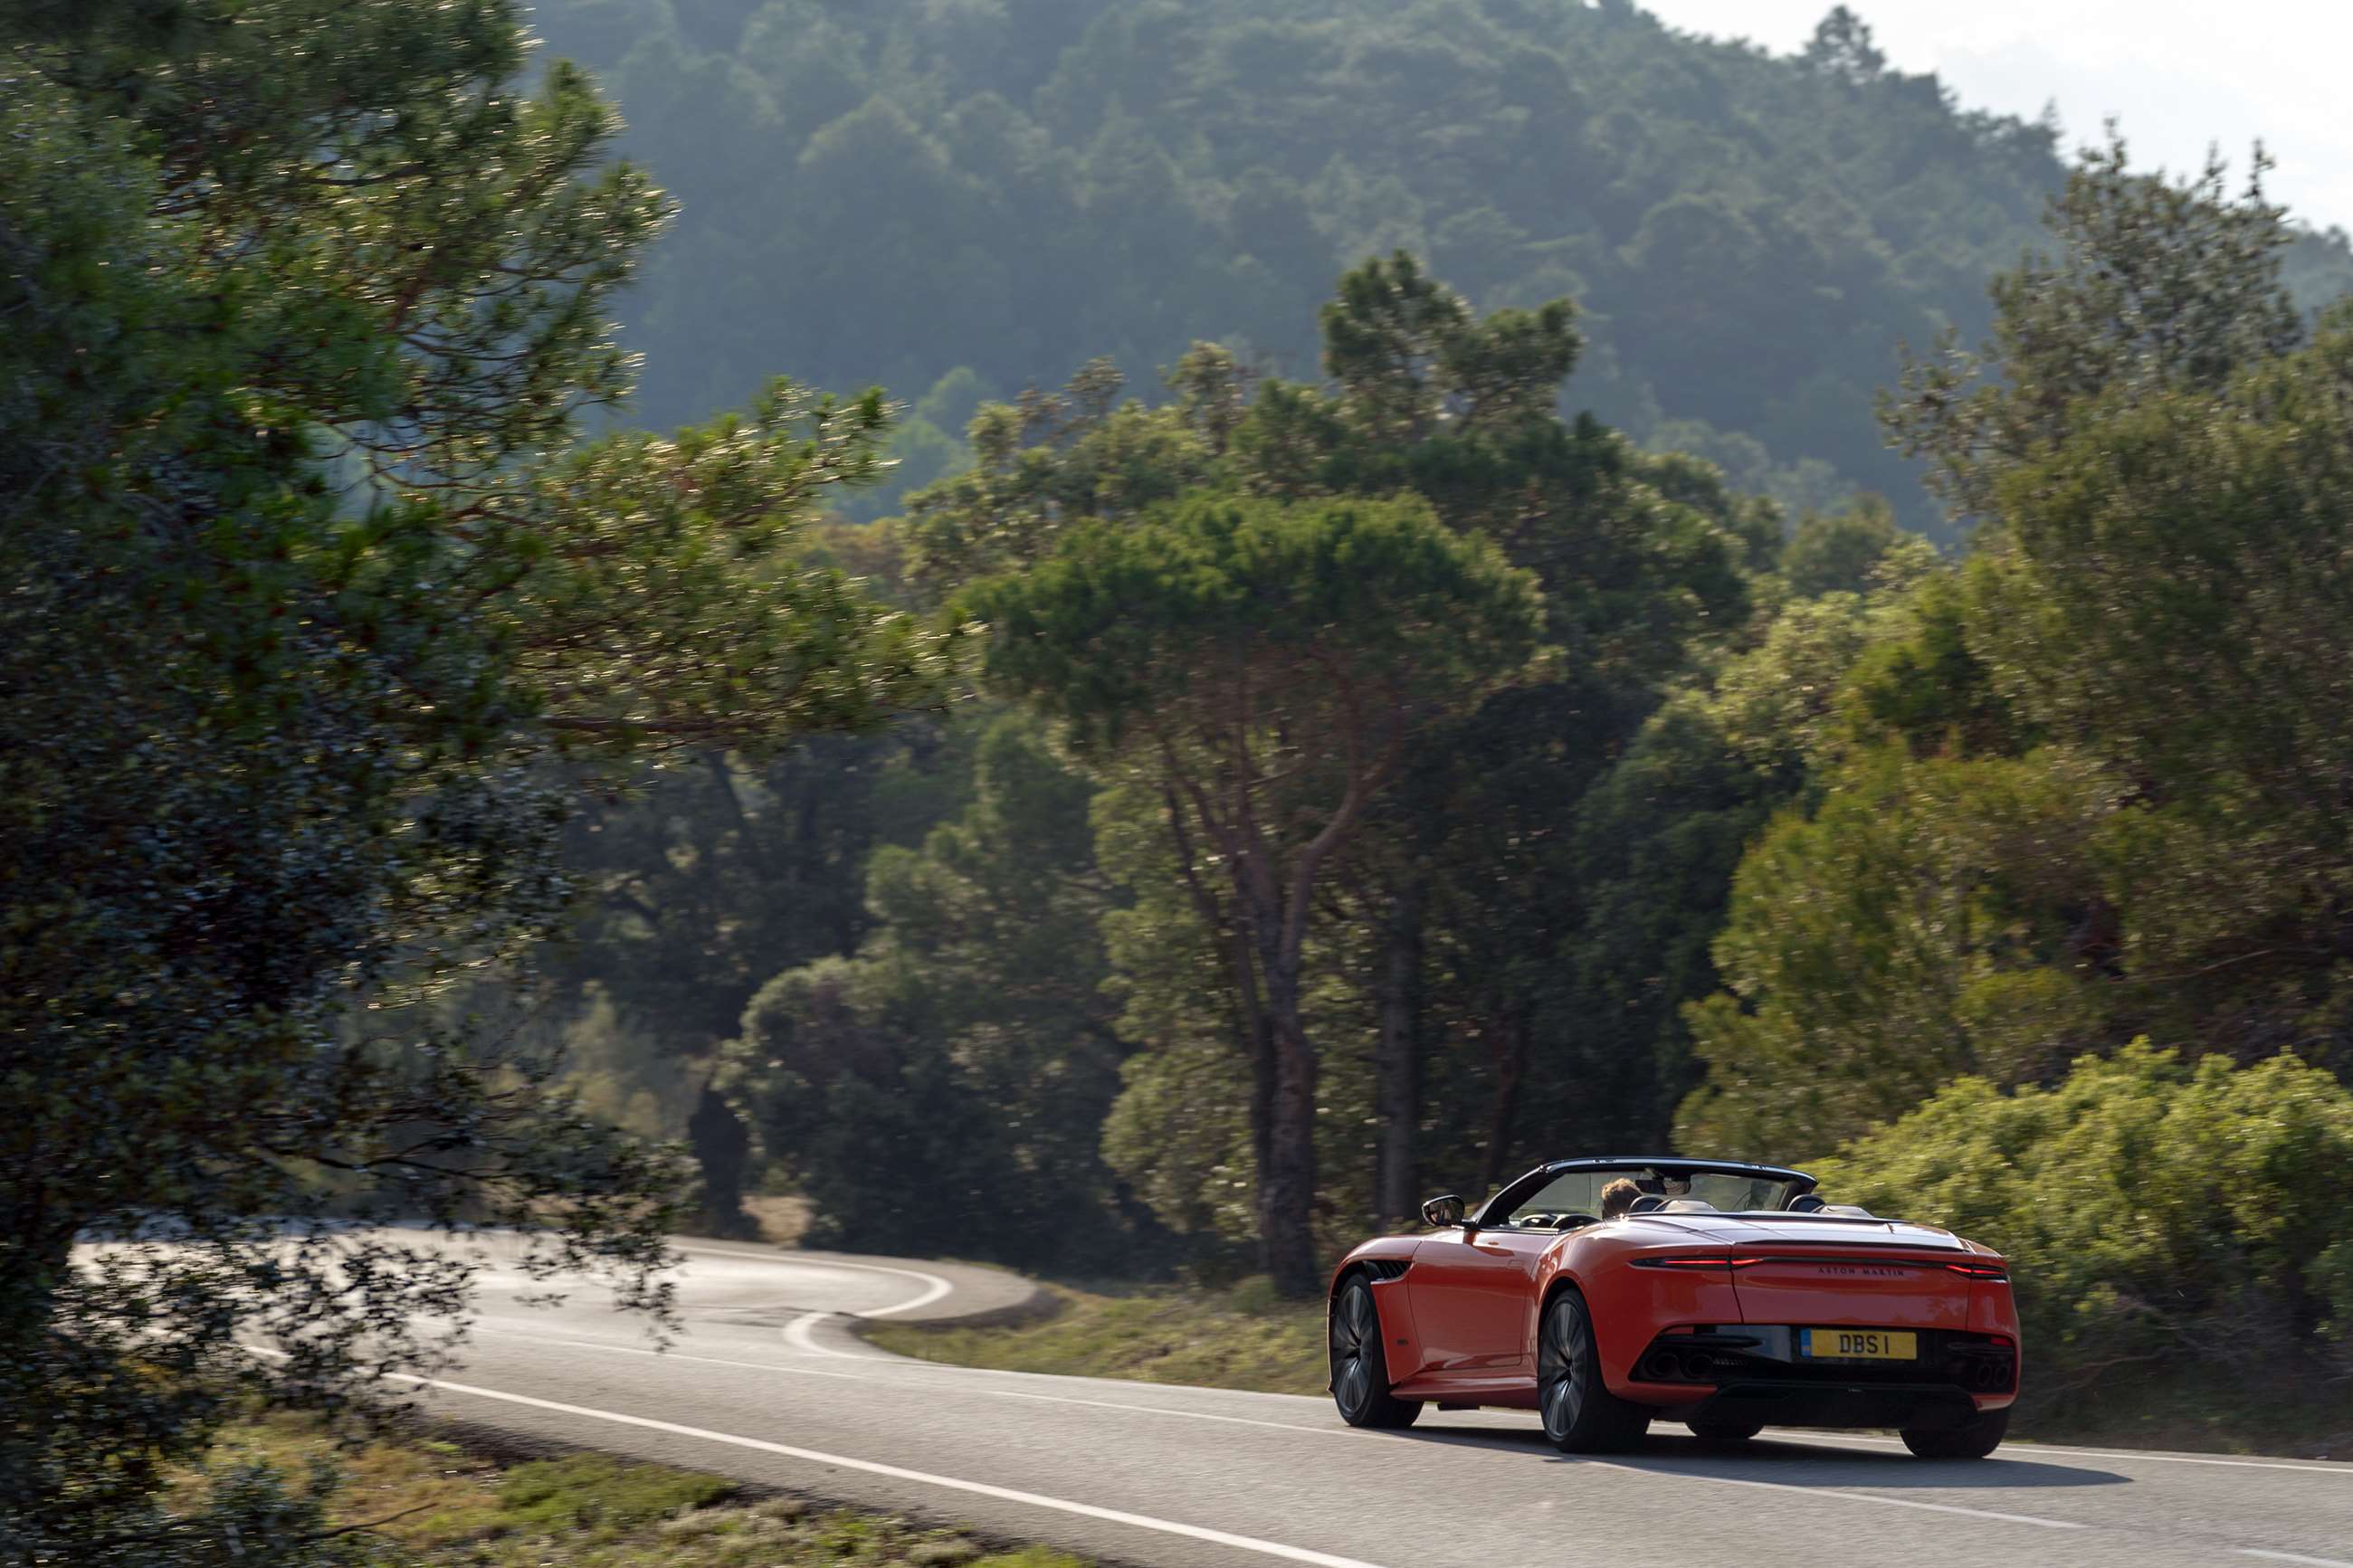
[9,3,2353,1551]
[530,0,2353,535]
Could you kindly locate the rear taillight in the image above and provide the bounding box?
[1944,1260,2009,1281]
[1632,1255,1765,1271]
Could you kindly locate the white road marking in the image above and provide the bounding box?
[1764,1429,2353,1477]
[493,1326,1355,1438]
[2236,1552,2353,1567]
[672,1247,952,1317]
[784,1312,867,1359]
[1580,1459,2086,1531]
[500,1326,2095,1534]
[367,1363,1393,1568]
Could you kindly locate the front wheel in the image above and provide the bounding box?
[1901,1407,2009,1459]
[1329,1278,1421,1429]
[1537,1289,1650,1453]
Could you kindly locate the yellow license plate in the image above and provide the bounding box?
[1801,1329,1917,1362]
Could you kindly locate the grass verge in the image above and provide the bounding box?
[863,1278,1326,1397]
[190,1411,1085,1567]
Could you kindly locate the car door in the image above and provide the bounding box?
[1403,1223,1549,1379]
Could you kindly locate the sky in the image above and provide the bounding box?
[1637,1,2353,234]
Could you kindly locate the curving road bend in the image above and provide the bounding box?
[374,1235,2351,1568]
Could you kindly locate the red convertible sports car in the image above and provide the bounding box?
[1328,1157,2019,1459]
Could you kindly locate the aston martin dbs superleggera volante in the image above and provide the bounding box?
[1327,1158,2019,1459]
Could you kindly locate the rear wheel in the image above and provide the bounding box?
[1687,1418,1764,1443]
[1538,1288,1651,1453]
[1901,1407,2009,1459]
[1329,1278,1421,1429]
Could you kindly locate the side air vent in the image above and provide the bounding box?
[1361,1259,1413,1282]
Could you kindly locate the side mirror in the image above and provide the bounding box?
[1420,1193,1466,1228]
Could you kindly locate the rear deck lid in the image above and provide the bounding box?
[1695,1215,1979,1331]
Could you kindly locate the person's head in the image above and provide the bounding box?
[1599,1178,1641,1220]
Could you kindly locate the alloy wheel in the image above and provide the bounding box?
[1329,1282,1377,1417]
[1539,1295,1587,1442]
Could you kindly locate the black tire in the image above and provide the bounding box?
[1538,1288,1652,1453]
[1687,1418,1764,1442]
[1901,1407,2010,1459]
[1329,1278,1422,1429]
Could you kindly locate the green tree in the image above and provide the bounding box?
[1680,144,2353,1156]
[963,494,1546,1292]
[543,724,970,1232]
[1780,493,1920,597]
[1558,568,1938,1167]
[902,258,1776,1241]
[1885,133,2306,527]
[0,2,941,1554]
[1677,743,2110,1158]
[726,711,1144,1266]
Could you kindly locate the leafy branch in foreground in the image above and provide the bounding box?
[0,1,948,1558]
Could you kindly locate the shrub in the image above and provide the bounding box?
[1812,1044,2353,1436]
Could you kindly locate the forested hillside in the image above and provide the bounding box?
[530,0,2353,535]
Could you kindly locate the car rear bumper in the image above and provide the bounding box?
[1615,1324,2018,1427]
[1672,1378,1994,1431]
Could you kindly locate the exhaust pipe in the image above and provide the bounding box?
[1637,1345,1721,1383]
[1954,1356,2010,1391]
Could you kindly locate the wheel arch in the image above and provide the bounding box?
[1329,1254,1424,1387]
[1530,1257,1591,1364]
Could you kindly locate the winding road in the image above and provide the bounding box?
[382,1234,2351,1568]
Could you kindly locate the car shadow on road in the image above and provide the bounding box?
[1390,1423,2131,1489]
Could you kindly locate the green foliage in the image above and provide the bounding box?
[540,719,977,1230]
[962,490,1546,1291]
[964,492,1545,754]
[1678,744,2112,1159]
[515,0,2351,537]
[1779,494,1923,598]
[876,257,1782,1270]
[1814,1047,2353,1435]
[1556,577,1929,1154]
[726,712,1147,1268]
[1886,134,2310,527]
[1683,147,2353,1163]
[499,1454,735,1534]
[0,0,942,1555]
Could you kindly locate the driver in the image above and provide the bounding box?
[1599,1178,1642,1220]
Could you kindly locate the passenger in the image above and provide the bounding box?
[1599,1178,1642,1220]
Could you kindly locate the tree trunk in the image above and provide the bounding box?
[1237,927,1278,1192]
[1477,1006,1533,1194]
[688,1081,755,1238]
[1255,953,1322,1297]
[1372,873,1426,1226]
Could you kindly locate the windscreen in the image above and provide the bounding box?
[1505,1167,1806,1223]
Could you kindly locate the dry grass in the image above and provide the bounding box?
[739,1193,814,1247]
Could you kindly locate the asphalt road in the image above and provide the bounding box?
[386,1235,2353,1568]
